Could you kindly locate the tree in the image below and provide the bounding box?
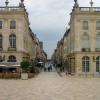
[20,60,30,73]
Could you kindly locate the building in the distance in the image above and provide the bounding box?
[0,0,46,73]
[52,0,100,77]
[35,41,47,63]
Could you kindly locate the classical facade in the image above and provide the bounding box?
[36,41,47,63]
[0,0,46,73]
[52,40,63,66]
[53,0,100,76]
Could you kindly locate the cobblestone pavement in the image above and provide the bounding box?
[0,72,100,100]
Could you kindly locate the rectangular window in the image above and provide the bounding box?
[0,39,2,48]
[96,62,99,72]
[0,35,2,49]
[83,21,88,30]
[0,56,2,62]
[0,21,2,29]
[82,62,85,72]
[96,21,100,30]
[10,21,16,29]
[9,40,16,48]
[86,61,89,72]
[82,61,89,72]
[82,40,89,48]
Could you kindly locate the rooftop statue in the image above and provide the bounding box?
[74,0,79,8]
[74,0,77,3]
[90,0,93,7]
[19,0,25,8]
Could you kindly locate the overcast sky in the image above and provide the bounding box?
[1,0,99,58]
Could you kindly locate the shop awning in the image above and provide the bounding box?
[0,65,6,67]
[11,65,20,67]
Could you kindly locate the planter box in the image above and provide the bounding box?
[28,73,34,78]
[21,73,28,80]
[0,73,20,79]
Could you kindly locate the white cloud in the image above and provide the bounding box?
[24,0,33,6]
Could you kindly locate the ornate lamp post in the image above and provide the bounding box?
[90,0,93,7]
[5,0,9,7]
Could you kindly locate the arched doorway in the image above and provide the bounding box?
[82,56,90,73]
[96,56,100,74]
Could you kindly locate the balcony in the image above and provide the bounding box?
[82,48,91,52]
[8,47,16,51]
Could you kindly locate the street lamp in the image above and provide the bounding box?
[5,0,9,7]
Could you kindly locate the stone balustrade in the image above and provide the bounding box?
[0,6,25,12]
[80,7,100,12]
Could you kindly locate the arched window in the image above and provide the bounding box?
[83,21,88,30]
[9,34,16,48]
[82,33,89,48]
[10,20,16,29]
[0,34,2,49]
[82,56,90,72]
[96,21,100,30]
[96,33,100,49]
[96,56,100,72]
[8,55,16,62]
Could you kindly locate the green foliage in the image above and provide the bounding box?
[20,60,30,72]
[36,63,42,67]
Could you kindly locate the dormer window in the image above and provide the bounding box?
[10,20,16,29]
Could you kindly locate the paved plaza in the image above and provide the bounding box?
[0,72,100,100]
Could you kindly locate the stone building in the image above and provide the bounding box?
[0,0,46,73]
[53,0,100,76]
[36,41,47,63]
[52,39,64,69]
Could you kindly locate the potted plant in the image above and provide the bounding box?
[20,59,30,80]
